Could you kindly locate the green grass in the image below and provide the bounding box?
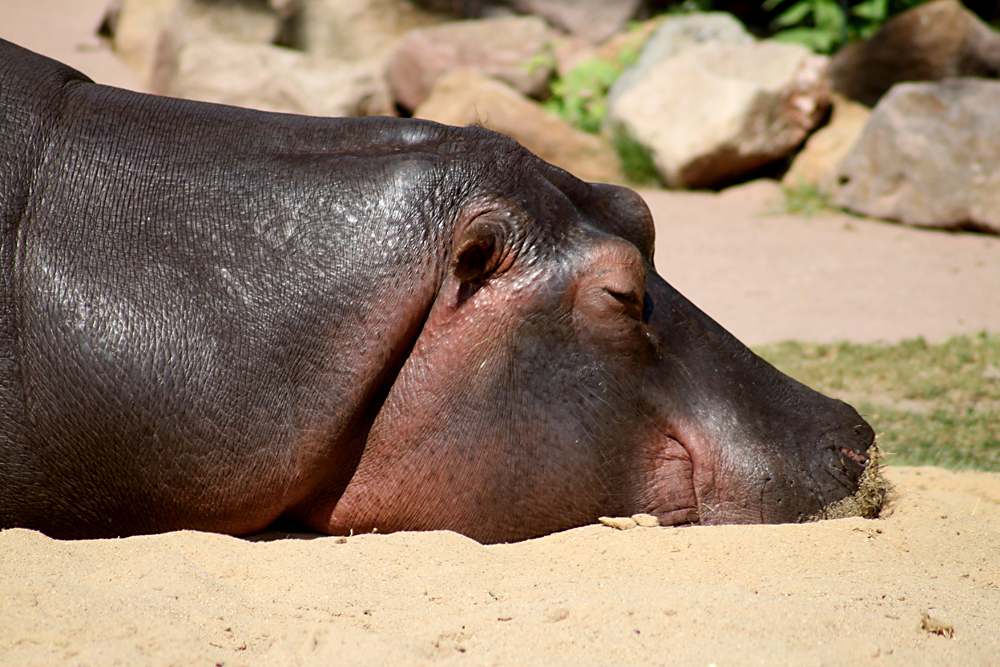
[754,333,1000,472]
[779,181,839,217]
[611,129,663,187]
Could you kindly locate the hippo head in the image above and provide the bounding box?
[324,125,875,543]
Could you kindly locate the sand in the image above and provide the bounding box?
[2,5,1000,665]
[2,467,998,665]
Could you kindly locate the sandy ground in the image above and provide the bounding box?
[3,5,1000,666]
[2,466,999,666]
[644,182,1000,347]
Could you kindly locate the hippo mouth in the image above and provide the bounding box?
[839,443,870,475]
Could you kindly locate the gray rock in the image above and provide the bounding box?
[830,0,1000,107]
[169,41,395,117]
[184,0,280,44]
[114,0,281,90]
[608,12,753,107]
[607,40,830,189]
[386,16,559,111]
[296,0,446,62]
[510,0,642,44]
[414,69,625,184]
[833,79,1000,234]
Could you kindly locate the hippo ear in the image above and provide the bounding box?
[453,220,504,282]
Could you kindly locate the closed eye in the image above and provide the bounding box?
[604,288,643,320]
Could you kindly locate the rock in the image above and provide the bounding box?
[386,16,559,111]
[183,0,280,43]
[551,35,598,77]
[830,0,1000,107]
[608,12,753,107]
[782,93,871,192]
[113,0,182,87]
[607,40,830,189]
[296,0,446,62]
[114,0,282,90]
[631,513,660,527]
[599,516,637,530]
[168,41,395,117]
[415,70,625,184]
[832,79,1000,234]
[510,0,642,44]
[268,0,300,19]
[596,14,667,63]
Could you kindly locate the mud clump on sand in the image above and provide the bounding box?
[814,442,893,520]
[920,612,955,638]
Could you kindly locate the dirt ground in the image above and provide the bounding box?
[2,4,1000,666]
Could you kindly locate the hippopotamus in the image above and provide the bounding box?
[0,39,874,542]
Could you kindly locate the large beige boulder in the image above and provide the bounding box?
[415,70,625,184]
[113,0,281,90]
[296,0,446,62]
[386,16,559,111]
[830,0,1000,107]
[168,41,395,117]
[833,78,1000,233]
[606,40,830,189]
[782,93,870,192]
[608,12,754,108]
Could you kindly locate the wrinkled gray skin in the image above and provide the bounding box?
[0,40,874,542]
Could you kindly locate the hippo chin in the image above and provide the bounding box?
[0,39,874,543]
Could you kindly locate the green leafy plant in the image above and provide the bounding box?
[543,58,621,134]
[763,0,927,54]
[765,0,848,53]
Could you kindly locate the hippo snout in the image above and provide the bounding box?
[752,403,877,524]
[816,409,876,495]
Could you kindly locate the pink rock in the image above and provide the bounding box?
[386,15,558,111]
